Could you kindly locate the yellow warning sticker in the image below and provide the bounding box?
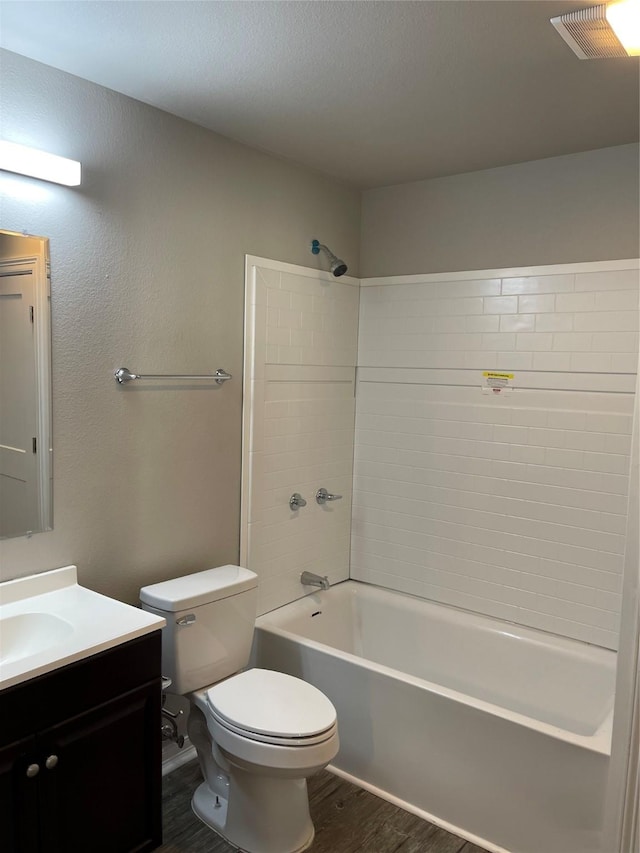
[482,371,514,394]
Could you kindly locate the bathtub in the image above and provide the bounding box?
[253,580,615,853]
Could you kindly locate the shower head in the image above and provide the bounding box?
[311,239,348,277]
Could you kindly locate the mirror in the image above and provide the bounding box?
[0,230,53,538]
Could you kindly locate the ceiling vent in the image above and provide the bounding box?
[551,4,627,58]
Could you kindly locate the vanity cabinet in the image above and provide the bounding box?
[0,632,162,853]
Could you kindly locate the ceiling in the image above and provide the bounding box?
[1,1,638,189]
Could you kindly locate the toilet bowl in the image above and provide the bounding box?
[189,668,338,852]
[139,565,339,853]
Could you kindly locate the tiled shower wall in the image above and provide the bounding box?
[243,259,638,648]
[242,261,359,615]
[353,266,639,649]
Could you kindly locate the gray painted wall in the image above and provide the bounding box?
[0,50,361,602]
[360,144,640,277]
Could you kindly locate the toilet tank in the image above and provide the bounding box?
[140,565,258,695]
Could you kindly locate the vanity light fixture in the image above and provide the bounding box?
[0,141,81,186]
[551,0,640,57]
[606,0,640,54]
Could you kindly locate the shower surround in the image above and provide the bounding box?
[243,256,638,647]
[242,254,638,853]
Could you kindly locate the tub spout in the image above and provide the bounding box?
[301,571,330,590]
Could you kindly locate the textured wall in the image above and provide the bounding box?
[361,144,640,277]
[0,50,360,602]
[353,263,638,648]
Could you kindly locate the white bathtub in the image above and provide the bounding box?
[253,580,615,853]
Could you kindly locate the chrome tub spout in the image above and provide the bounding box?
[300,571,330,590]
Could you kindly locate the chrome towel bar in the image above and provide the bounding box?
[114,367,232,385]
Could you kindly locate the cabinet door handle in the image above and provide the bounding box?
[45,754,59,770]
[26,763,40,778]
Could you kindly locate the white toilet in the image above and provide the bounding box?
[140,565,338,853]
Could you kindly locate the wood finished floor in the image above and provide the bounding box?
[159,760,489,853]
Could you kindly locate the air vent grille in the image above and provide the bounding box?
[551,5,627,59]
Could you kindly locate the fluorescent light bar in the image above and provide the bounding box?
[606,0,640,55]
[0,141,81,186]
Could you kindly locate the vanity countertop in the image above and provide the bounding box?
[0,565,165,691]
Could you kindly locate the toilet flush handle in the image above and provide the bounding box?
[176,614,196,626]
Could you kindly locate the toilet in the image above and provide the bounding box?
[140,565,338,853]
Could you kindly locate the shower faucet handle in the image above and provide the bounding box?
[289,492,307,510]
[316,488,342,505]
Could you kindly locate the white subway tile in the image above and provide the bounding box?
[610,353,639,373]
[438,297,485,315]
[531,352,572,371]
[591,332,639,352]
[546,410,587,430]
[501,275,574,295]
[555,292,597,313]
[493,425,529,444]
[594,289,639,311]
[574,311,639,332]
[569,352,612,373]
[290,291,315,312]
[586,411,633,434]
[466,315,500,332]
[482,333,516,350]
[534,313,574,332]
[266,325,291,347]
[552,333,593,351]
[518,294,556,314]
[495,351,533,370]
[267,288,291,309]
[468,351,498,369]
[300,312,324,331]
[574,270,639,291]
[265,344,278,363]
[500,314,535,332]
[516,333,553,351]
[484,296,518,314]
[278,308,302,329]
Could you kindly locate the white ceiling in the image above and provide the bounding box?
[1,1,638,189]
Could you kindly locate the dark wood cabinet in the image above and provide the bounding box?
[0,632,162,853]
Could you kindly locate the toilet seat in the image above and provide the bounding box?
[208,705,337,747]
[205,668,337,746]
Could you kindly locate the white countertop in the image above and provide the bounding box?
[0,566,165,691]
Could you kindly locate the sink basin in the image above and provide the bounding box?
[0,612,74,664]
[0,566,165,690]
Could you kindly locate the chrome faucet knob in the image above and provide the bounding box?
[289,492,307,510]
[316,488,343,505]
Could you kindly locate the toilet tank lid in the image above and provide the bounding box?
[139,565,257,611]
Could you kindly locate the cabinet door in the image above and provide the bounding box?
[0,735,40,852]
[38,682,161,853]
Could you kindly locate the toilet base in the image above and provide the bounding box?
[191,780,315,853]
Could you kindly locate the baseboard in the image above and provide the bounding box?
[162,737,197,776]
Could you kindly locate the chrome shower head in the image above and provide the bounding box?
[311,239,348,277]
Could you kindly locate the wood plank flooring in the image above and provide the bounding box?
[159,759,489,853]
